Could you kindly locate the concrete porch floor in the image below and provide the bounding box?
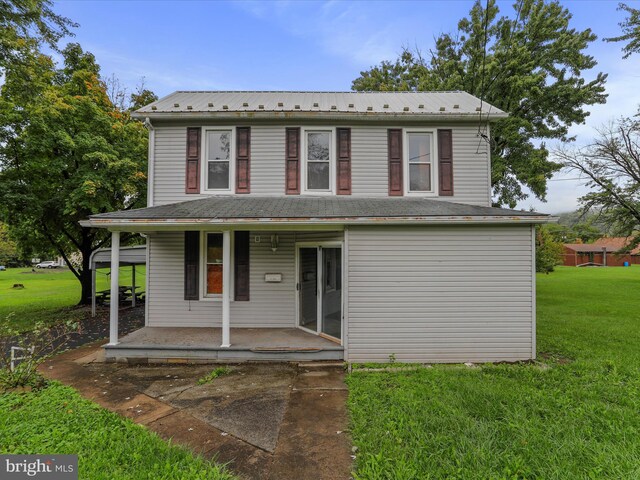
[105,327,344,362]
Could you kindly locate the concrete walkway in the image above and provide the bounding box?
[39,343,352,480]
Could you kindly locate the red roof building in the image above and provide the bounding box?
[562,237,640,266]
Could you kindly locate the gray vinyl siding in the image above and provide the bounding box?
[146,230,342,328]
[152,125,490,206]
[346,225,534,363]
[153,127,188,206]
[350,125,490,205]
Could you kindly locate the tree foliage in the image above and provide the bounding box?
[536,225,563,273]
[0,0,76,72]
[605,3,640,59]
[545,222,602,244]
[0,223,19,265]
[557,113,640,248]
[352,0,607,207]
[0,43,149,304]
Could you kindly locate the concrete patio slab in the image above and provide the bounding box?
[40,344,352,480]
[269,390,352,480]
[294,367,349,391]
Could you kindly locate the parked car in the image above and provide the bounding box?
[35,261,58,269]
[0,265,5,271]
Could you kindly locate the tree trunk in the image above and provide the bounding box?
[78,244,93,306]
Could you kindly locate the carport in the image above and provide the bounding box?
[89,245,147,317]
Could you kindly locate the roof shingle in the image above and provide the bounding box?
[90,196,545,221]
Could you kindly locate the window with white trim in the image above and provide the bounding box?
[406,131,435,193]
[205,129,233,191]
[304,130,333,192]
[205,233,224,296]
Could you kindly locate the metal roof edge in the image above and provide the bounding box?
[131,111,508,122]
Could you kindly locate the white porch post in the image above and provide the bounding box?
[91,267,97,318]
[109,231,120,345]
[221,230,231,348]
[131,264,136,307]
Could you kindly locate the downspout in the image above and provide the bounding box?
[144,117,155,207]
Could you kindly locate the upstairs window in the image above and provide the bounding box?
[304,130,333,193]
[205,129,233,192]
[406,131,435,194]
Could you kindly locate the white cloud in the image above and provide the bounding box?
[74,44,252,94]
[233,0,409,66]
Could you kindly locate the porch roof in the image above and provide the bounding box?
[82,196,550,228]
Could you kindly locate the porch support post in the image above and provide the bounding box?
[109,231,120,345]
[131,264,136,307]
[221,230,231,348]
[91,267,97,318]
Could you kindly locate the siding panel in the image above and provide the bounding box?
[147,230,342,328]
[346,225,533,363]
[152,125,490,206]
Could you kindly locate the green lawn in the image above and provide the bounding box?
[347,266,640,479]
[0,383,234,480]
[0,266,145,331]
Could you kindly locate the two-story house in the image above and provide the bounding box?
[82,91,549,363]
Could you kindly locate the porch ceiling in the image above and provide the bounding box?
[82,196,550,229]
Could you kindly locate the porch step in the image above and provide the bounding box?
[298,361,345,369]
[251,347,323,353]
[104,346,343,363]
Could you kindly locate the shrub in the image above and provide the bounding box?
[536,225,563,273]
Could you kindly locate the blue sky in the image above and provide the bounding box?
[55,0,640,213]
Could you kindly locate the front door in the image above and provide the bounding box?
[297,245,342,341]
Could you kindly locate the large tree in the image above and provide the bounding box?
[605,3,640,59]
[0,43,149,304]
[557,114,640,247]
[0,0,76,72]
[352,0,607,207]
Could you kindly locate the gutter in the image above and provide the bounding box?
[80,215,553,229]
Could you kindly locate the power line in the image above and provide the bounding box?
[476,0,524,151]
[483,0,524,97]
[477,0,491,138]
[548,177,587,182]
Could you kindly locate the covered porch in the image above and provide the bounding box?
[104,326,344,362]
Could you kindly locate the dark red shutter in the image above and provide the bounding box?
[185,127,201,194]
[184,231,199,300]
[438,129,454,196]
[285,127,300,194]
[336,128,352,195]
[234,231,250,301]
[388,129,403,196]
[236,127,251,193]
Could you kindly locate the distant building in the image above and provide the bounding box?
[563,237,640,267]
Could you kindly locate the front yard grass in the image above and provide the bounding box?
[0,267,145,332]
[0,382,234,480]
[347,266,640,479]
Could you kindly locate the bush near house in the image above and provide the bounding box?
[348,266,640,479]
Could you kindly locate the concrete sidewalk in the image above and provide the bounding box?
[39,343,353,480]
